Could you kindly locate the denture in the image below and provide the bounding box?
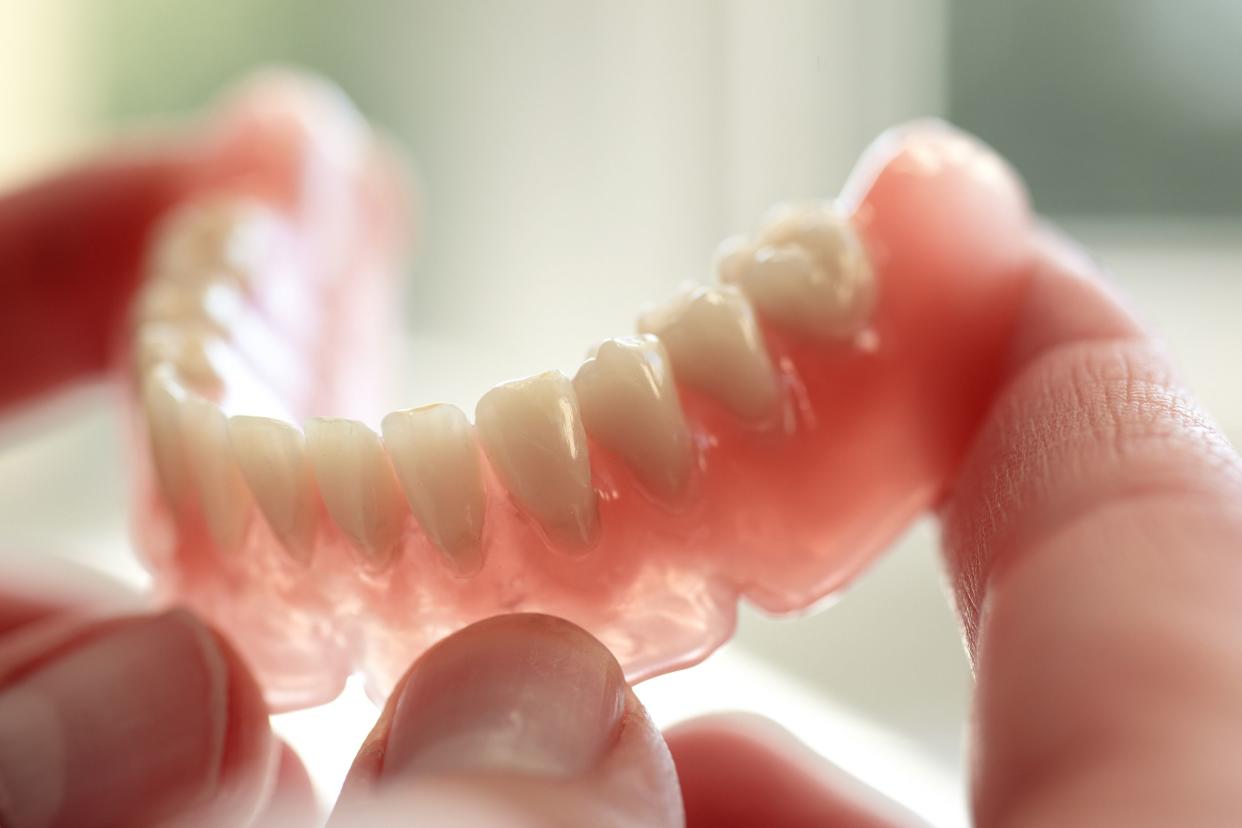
[126,85,1033,710]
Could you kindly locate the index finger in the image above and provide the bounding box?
[941,230,1242,824]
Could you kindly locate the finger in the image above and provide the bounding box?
[329,614,682,827]
[0,609,275,828]
[251,743,321,828]
[0,69,379,413]
[666,713,924,828]
[0,556,140,636]
[941,229,1242,824]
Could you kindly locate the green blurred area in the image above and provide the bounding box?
[88,0,1242,218]
[949,0,1242,216]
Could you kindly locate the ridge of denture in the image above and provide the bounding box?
[128,119,1033,710]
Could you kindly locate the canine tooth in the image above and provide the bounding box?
[135,324,222,391]
[742,203,875,338]
[142,364,192,512]
[181,394,252,551]
[149,196,279,287]
[637,284,778,422]
[573,336,692,499]
[381,404,486,574]
[227,416,318,564]
[305,418,407,569]
[475,372,597,548]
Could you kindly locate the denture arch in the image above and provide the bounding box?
[129,120,1032,711]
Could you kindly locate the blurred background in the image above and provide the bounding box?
[0,1,1239,824]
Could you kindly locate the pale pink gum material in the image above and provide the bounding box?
[131,121,1033,711]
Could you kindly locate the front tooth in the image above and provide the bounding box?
[142,364,192,512]
[148,196,279,287]
[573,336,692,499]
[182,395,253,551]
[736,203,875,339]
[305,418,407,569]
[227,416,318,564]
[381,404,486,575]
[475,371,597,548]
[637,284,778,422]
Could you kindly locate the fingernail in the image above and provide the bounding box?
[0,610,231,828]
[381,614,626,781]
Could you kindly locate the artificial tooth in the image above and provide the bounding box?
[227,415,318,564]
[142,364,192,512]
[739,203,875,339]
[148,196,279,287]
[573,336,692,499]
[304,418,407,569]
[135,324,222,392]
[181,394,253,551]
[637,284,778,422]
[133,279,244,331]
[712,234,756,286]
[381,404,486,575]
[475,371,597,548]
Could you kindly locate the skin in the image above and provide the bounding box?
[3,73,1242,826]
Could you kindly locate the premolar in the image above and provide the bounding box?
[305,418,407,570]
[227,415,319,564]
[135,324,223,393]
[142,364,192,514]
[637,284,778,422]
[573,336,692,499]
[381,404,486,575]
[720,202,875,340]
[475,371,598,548]
[182,394,253,551]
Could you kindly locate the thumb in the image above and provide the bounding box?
[328,614,682,827]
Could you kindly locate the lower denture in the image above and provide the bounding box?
[127,117,1033,711]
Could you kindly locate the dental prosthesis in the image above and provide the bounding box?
[128,86,1032,711]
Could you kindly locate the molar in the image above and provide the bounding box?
[148,196,281,288]
[305,418,407,570]
[133,279,245,332]
[181,394,253,551]
[135,323,223,392]
[573,335,692,499]
[381,404,486,575]
[725,203,874,339]
[227,415,319,564]
[637,284,778,422]
[475,371,598,549]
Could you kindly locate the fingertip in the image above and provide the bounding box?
[0,610,277,828]
[194,618,278,828]
[331,614,681,827]
[1006,225,1146,371]
[667,714,918,828]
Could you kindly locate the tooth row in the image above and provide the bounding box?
[140,194,872,570]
